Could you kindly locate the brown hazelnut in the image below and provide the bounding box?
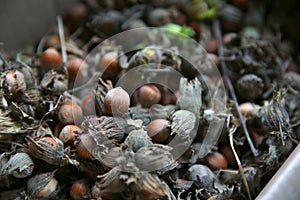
[40,48,62,71]
[146,119,170,143]
[66,3,89,32]
[104,87,130,114]
[204,152,228,171]
[219,145,236,166]
[81,94,96,116]
[66,58,88,81]
[54,123,64,137]
[70,179,91,200]
[159,88,177,105]
[76,134,92,159]
[59,125,81,147]
[99,51,121,76]
[58,102,83,125]
[138,85,161,108]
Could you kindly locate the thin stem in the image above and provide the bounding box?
[213,19,259,157]
[229,126,252,200]
[57,16,67,64]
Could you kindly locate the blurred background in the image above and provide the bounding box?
[0,0,78,52]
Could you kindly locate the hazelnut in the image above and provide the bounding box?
[66,3,89,32]
[159,88,177,105]
[54,123,64,137]
[70,179,91,200]
[58,102,83,125]
[66,58,88,81]
[81,94,96,116]
[104,87,130,114]
[99,51,121,76]
[75,134,92,159]
[59,125,81,147]
[204,152,228,171]
[219,145,236,166]
[138,85,161,108]
[146,119,170,143]
[40,48,62,71]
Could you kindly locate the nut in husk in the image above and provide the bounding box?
[26,135,65,165]
[27,171,60,199]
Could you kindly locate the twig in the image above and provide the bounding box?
[229,125,252,200]
[57,16,67,64]
[213,19,259,157]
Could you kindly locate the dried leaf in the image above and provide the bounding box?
[0,109,28,134]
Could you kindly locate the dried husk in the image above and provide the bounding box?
[26,135,64,165]
[1,152,34,178]
[95,78,113,115]
[0,109,28,134]
[149,104,176,120]
[40,70,68,94]
[27,172,60,200]
[81,116,127,144]
[1,70,27,96]
[170,110,197,139]
[124,129,152,152]
[176,77,202,116]
[135,144,177,174]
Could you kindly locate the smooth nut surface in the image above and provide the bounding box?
[104,87,130,114]
[66,58,88,80]
[58,102,83,125]
[138,85,161,108]
[40,48,62,71]
[204,152,228,171]
[147,119,170,143]
[100,51,121,75]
